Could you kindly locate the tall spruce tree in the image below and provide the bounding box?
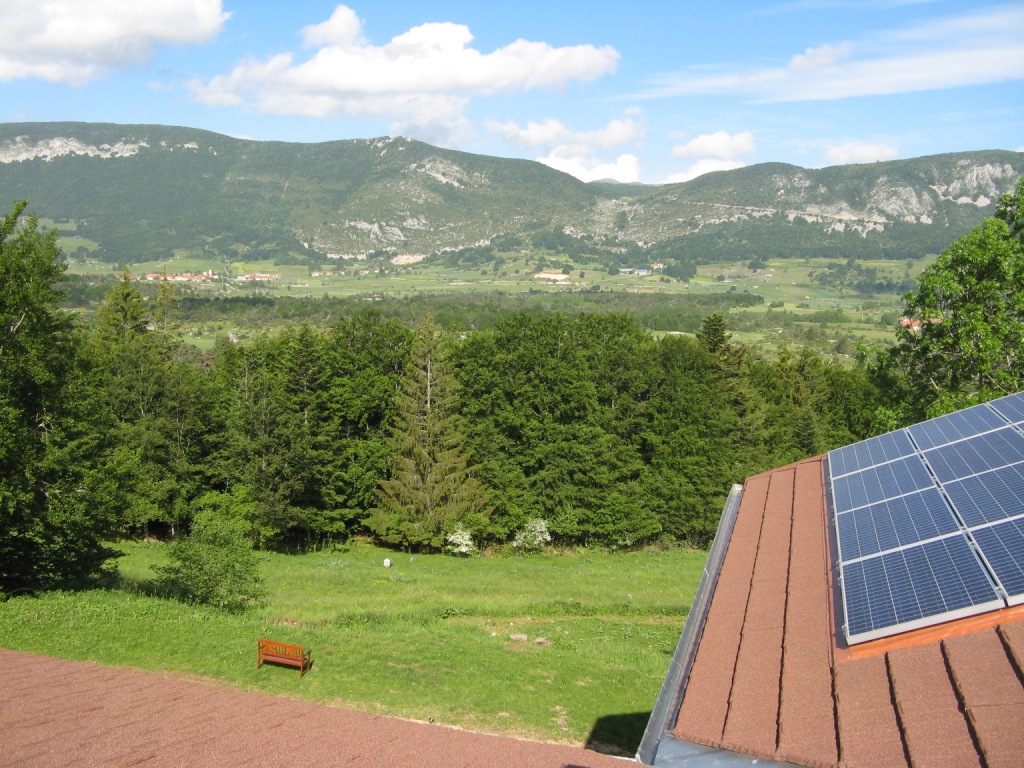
[0,201,116,591]
[367,319,489,552]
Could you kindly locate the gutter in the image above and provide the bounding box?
[636,483,745,766]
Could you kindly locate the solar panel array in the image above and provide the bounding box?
[827,391,1024,644]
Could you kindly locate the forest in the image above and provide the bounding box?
[2,177,1022,597]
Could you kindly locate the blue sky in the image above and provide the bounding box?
[1,0,1022,183]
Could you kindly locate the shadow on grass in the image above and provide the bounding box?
[115,575,175,600]
[584,710,650,757]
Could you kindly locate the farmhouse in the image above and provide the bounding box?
[640,392,1024,767]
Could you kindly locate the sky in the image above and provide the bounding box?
[1,0,1022,184]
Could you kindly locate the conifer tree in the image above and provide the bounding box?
[367,319,489,551]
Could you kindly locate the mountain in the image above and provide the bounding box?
[0,122,1020,265]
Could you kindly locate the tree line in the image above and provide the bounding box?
[2,178,1021,594]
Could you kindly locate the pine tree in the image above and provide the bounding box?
[0,201,116,591]
[367,319,490,552]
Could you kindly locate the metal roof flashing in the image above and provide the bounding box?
[637,484,763,767]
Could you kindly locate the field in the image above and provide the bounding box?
[63,246,928,359]
[0,541,705,754]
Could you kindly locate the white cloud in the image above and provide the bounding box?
[538,147,642,184]
[486,117,644,183]
[189,4,619,145]
[671,131,755,160]
[666,130,756,183]
[0,0,229,86]
[824,141,899,165]
[643,5,1024,102]
[487,117,644,149]
[664,159,748,184]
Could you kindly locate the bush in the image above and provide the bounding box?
[445,527,477,557]
[512,519,552,553]
[158,513,266,612]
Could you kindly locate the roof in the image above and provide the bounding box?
[643,455,1024,768]
[0,648,629,768]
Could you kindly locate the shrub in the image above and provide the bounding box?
[512,519,552,553]
[158,512,266,612]
[445,527,477,557]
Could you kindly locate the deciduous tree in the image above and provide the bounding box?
[896,207,1024,416]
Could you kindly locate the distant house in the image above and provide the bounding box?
[898,315,942,332]
[533,271,570,282]
[639,393,1024,767]
[143,270,216,283]
[236,273,280,282]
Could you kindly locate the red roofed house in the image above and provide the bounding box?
[638,394,1024,768]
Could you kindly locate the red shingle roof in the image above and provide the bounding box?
[668,456,1024,768]
[0,648,628,768]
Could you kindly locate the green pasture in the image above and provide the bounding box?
[0,541,704,753]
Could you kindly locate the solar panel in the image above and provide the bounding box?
[827,391,1024,644]
[970,518,1024,604]
[907,403,1006,450]
[841,534,1003,644]
[943,463,1024,527]
[835,487,962,561]
[829,430,916,477]
[989,391,1024,425]
[923,427,1024,483]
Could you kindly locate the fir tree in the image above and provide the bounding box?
[367,319,490,552]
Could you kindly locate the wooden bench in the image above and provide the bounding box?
[257,639,311,678]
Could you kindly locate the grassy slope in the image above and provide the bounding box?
[0,541,704,753]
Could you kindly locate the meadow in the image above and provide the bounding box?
[0,541,705,754]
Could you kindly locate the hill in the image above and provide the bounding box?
[0,122,1020,265]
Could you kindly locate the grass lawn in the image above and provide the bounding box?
[0,541,704,754]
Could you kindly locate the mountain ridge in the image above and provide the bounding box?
[1,122,1020,264]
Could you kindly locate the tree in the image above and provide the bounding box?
[367,319,490,552]
[158,512,266,612]
[0,201,116,592]
[896,213,1024,416]
[996,176,1024,243]
[87,273,213,537]
[696,311,732,355]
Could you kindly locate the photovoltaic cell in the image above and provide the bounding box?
[828,391,1024,644]
[943,463,1024,527]
[836,487,962,561]
[831,455,934,514]
[841,534,1003,643]
[828,430,916,477]
[907,403,1006,450]
[924,427,1024,483]
[970,518,1024,604]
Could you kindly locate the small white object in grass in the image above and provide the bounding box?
[383,558,392,568]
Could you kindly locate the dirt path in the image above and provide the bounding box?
[0,648,631,767]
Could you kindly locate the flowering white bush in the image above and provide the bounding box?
[445,527,476,556]
[512,518,551,552]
